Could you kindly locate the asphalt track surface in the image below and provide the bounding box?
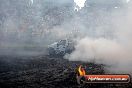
[0,55,131,88]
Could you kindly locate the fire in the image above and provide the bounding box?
[78,65,86,76]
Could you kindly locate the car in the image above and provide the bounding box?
[47,39,75,56]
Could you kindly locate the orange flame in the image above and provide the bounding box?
[78,65,86,76]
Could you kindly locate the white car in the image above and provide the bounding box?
[48,39,75,56]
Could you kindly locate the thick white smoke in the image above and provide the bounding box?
[0,0,73,55]
[126,0,131,3]
[67,1,132,73]
[74,0,87,11]
[1,0,132,73]
[31,0,33,4]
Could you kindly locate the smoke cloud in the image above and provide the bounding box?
[0,0,132,73]
[0,0,74,55]
[67,1,132,73]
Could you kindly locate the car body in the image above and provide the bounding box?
[48,39,75,56]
